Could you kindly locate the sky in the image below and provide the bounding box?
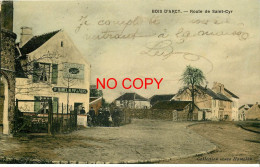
[13,0,260,104]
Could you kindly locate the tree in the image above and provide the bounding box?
[179,65,206,120]
[90,88,103,97]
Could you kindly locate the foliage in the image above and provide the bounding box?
[179,65,206,120]
[180,65,205,87]
[102,98,110,108]
[90,88,103,97]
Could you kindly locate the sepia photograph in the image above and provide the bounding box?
[0,0,259,166]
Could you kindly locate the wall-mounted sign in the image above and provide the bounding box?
[63,63,84,79]
[52,87,88,94]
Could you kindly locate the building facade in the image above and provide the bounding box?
[0,1,17,135]
[174,82,239,121]
[115,92,150,109]
[15,28,91,114]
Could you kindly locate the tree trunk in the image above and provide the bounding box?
[191,84,195,121]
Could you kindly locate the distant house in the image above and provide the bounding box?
[239,103,260,120]
[114,93,150,109]
[239,104,253,121]
[149,94,175,106]
[174,82,239,121]
[152,100,200,121]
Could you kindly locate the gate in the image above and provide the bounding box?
[14,99,78,135]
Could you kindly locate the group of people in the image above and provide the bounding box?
[87,107,121,127]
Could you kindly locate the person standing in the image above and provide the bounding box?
[112,108,120,127]
[80,107,86,115]
[97,107,103,126]
[103,108,111,127]
[88,107,95,127]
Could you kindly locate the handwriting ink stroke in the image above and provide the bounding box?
[176,27,249,43]
[140,40,213,73]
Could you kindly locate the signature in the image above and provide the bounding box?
[141,40,213,73]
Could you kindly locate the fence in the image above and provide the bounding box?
[14,99,77,135]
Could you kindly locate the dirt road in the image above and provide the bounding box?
[160,121,260,164]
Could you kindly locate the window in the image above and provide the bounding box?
[219,101,223,108]
[39,63,51,82]
[213,100,216,107]
[34,96,59,113]
[233,102,236,108]
[61,41,63,47]
[33,62,58,84]
[34,96,51,113]
[33,62,50,82]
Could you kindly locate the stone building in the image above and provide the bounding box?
[0,1,17,135]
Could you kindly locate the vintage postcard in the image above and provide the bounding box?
[0,0,259,166]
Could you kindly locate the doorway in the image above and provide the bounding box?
[202,111,206,120]
[74,103,83,114]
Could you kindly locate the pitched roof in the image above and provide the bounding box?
[89,97,102,105]
[150,94,175,105]
[216,93,232,101]
[152,100,198,110]
[19,30,60,55]
[197,86,232,102]
[239,104,254,110]
[239,105,245,110]
[224,88,239,99]
[115,93,148,101]
[248,104,254,108]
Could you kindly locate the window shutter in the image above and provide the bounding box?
[34,96,40,113]
[32,62,39,83]
[51,64,58,84]
[52,97,59,113]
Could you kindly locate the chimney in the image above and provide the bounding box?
[212,82,224,94]
[19,27,33,47]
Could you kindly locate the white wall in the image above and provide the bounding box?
[211,99,219,121]
[115,100,150,109]
[16,30,91,113]
[231,98,239,121]
[134,100,150,109]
